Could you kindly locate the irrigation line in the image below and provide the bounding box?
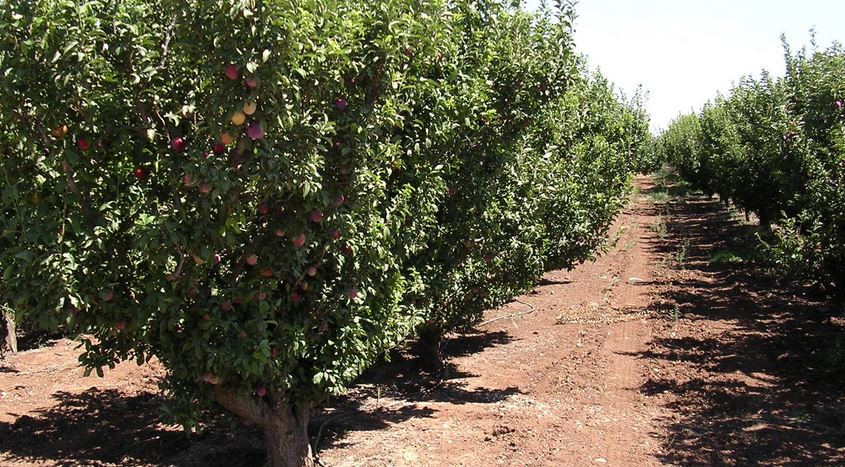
[477,298,536,327]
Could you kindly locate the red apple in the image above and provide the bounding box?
[260,268,274,278]
[292,233,306,248]
[347,287,359,300]
[198,182,213,194]
[335,98,347,112]
[247,122,264,141]
[330,229,342,241]
[342,245,353,256]
[246,254,258,266]
[212,143,226,155]
[201,151,210,159]
[182,174,192,186]
[171,137,186,153]
[77,138,90,152]
[214,253,222,265]
[258,203,270,216]
[113,321,126,331]
[306,266,317,277]
[133,167,147,180]
[290,292,302,303]
[100,288,114,302]
[244,77,259,90]
[225,64,240,80]
[309,209,323,223]
[256,386,267,397]
[275,229,286,238]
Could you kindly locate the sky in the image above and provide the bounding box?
[525,0,845,132]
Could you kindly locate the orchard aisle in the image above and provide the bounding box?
[317,175,671,466]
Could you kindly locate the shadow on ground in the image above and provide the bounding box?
[632,183,845,465]
[314,329,519,453]
[0,389,203,466]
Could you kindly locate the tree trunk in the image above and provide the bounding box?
[415,323,444,372]
[263,407,314,467]
[2,310,16,354]
[213,387,314,467]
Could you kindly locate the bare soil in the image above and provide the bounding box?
[2,175,845,466]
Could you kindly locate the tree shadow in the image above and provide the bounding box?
[314,329,520,452]
[0,388,196,466]
[630,192,845,465]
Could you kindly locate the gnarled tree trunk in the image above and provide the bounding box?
[214,387,314,467]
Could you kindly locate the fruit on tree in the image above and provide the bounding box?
[133,167,147,180]
[335,98,347,112]
[243,102,257,115]
[256,386,267,397]
[113,321,126,331]
[202,373,221,385]
[347,287,359,300]
[258,203,270,216]
[171,137,186,153]
[77,138,90,152]
[231,112,246,126]
[309,209,323,223]
[260,268,274,278]
[99,289,114,302]
[225,64,240,80]
[182,175,193,186]
[246,254,258,266]
[275,229,286,238]
[244,77,259,90]
[292,233,306,248]
[220,132,234,146]
[51,125,68,139]
[212,143,226,155]
[306,266,317,277]
[330,229,342,241]
[198,182,213,194]
[247,123,264,140]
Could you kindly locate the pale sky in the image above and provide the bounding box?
[525,0,845,132]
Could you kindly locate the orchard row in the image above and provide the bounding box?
[0,2,651,466]
[661,40,845,296]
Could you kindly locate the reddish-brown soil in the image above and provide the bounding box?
[2,175,845,466]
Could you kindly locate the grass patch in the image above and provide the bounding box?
[708,247,762,267]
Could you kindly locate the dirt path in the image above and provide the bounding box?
[2,175,845,466]
[313,175,668,467]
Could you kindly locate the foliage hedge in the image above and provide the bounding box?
[0,0,650,464]
[661,39,845,296]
